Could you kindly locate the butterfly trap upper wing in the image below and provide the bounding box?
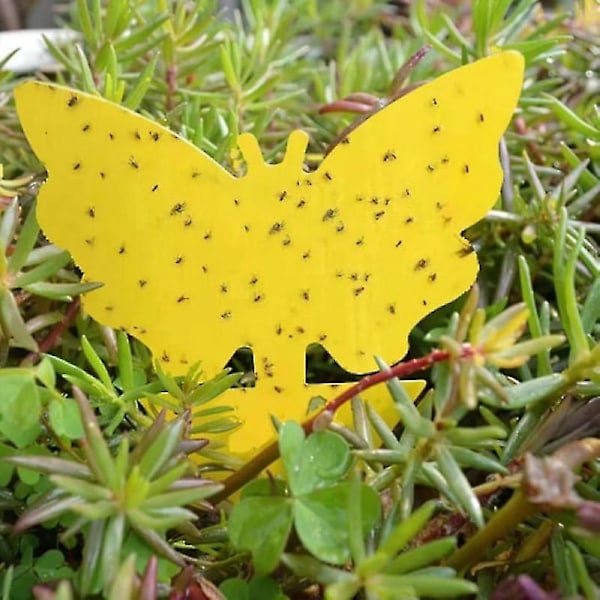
[15,81,253,377]
[15,51,523,456]
[311,50,524,374]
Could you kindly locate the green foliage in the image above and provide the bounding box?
[220,576,289,600]
[4,389,222,595]
[0,0,599,598]
[0,373,41,447]
[229,422,380,573]
[282,500,476,600]
[0,199,95,352]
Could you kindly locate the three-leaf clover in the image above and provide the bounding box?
[228,421,380,574]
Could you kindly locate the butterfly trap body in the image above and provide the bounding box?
[15,51,524,458]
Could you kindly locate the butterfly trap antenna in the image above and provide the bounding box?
[237,130,310,174]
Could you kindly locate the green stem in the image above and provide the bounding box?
[514,519,554,563]
[446,490,537,572]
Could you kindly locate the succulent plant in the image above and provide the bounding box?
[4,388,222,595]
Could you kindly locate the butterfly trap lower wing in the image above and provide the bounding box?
[15,51,523,458]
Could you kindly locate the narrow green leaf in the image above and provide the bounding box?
[73,500,119,521]
[3,455,91,478]
[136,414,186,479]
[104,0,126,39]
[12,251,71,287]
[81,336,114,391]
[75,45,98,94]
[560,224,589,360]
[43,35,78,71]
[188,371,242,406]
[501,373,566,409]
[50,475,112,501]
[101,514,126,590]
[551,528,578,596]
[14,493,79,533]
[7,203,39,274]
[581,275,600,334]
[354,448,409,464]
[131,506,196,529]
[447,446,508,474]
[123,53,159,110]
[140,482,223,509]
[113,13,170,52]
[0,199,18,248]
[80,520,105,596]
[384,538,457,574]
[567,541,598,600]
[76,0,96,44]
[22,281,102,300]
[36,356,56,389]
[543,93,600,139]
[47,355,112,399]
[153,362,185,401]
[130,525,186,567]
[399,453,421,520]
[108,554,135,600]
[220,41,239,90]
[113,437,129,488]
[436,445,483,528]
[116,331,134,391]
[445,426,506,446]
[129,410,167,465]
[347,472,366,565]
[518,256,553,375]
[281,553,356,586]
[381,574,477,597]
[145,462,189,496]
[90,0,102,44]
[0,288,38,351]
[376,357,435,438]
[560,144,599,191]
[73,387,116,487]
[379,500,438,557]
[440,14,474,55]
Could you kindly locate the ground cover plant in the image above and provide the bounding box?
[0,0,599,598]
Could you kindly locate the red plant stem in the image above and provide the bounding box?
[24,298,80,364]
[389,45,431,98]
[319,100,376,115]
[316,349,451,419]
[210,348,457,504]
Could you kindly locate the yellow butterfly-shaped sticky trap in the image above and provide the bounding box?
[15,51,523,459]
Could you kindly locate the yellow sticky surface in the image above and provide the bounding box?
[15,51,523,458]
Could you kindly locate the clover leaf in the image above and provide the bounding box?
[229,422,380,573]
